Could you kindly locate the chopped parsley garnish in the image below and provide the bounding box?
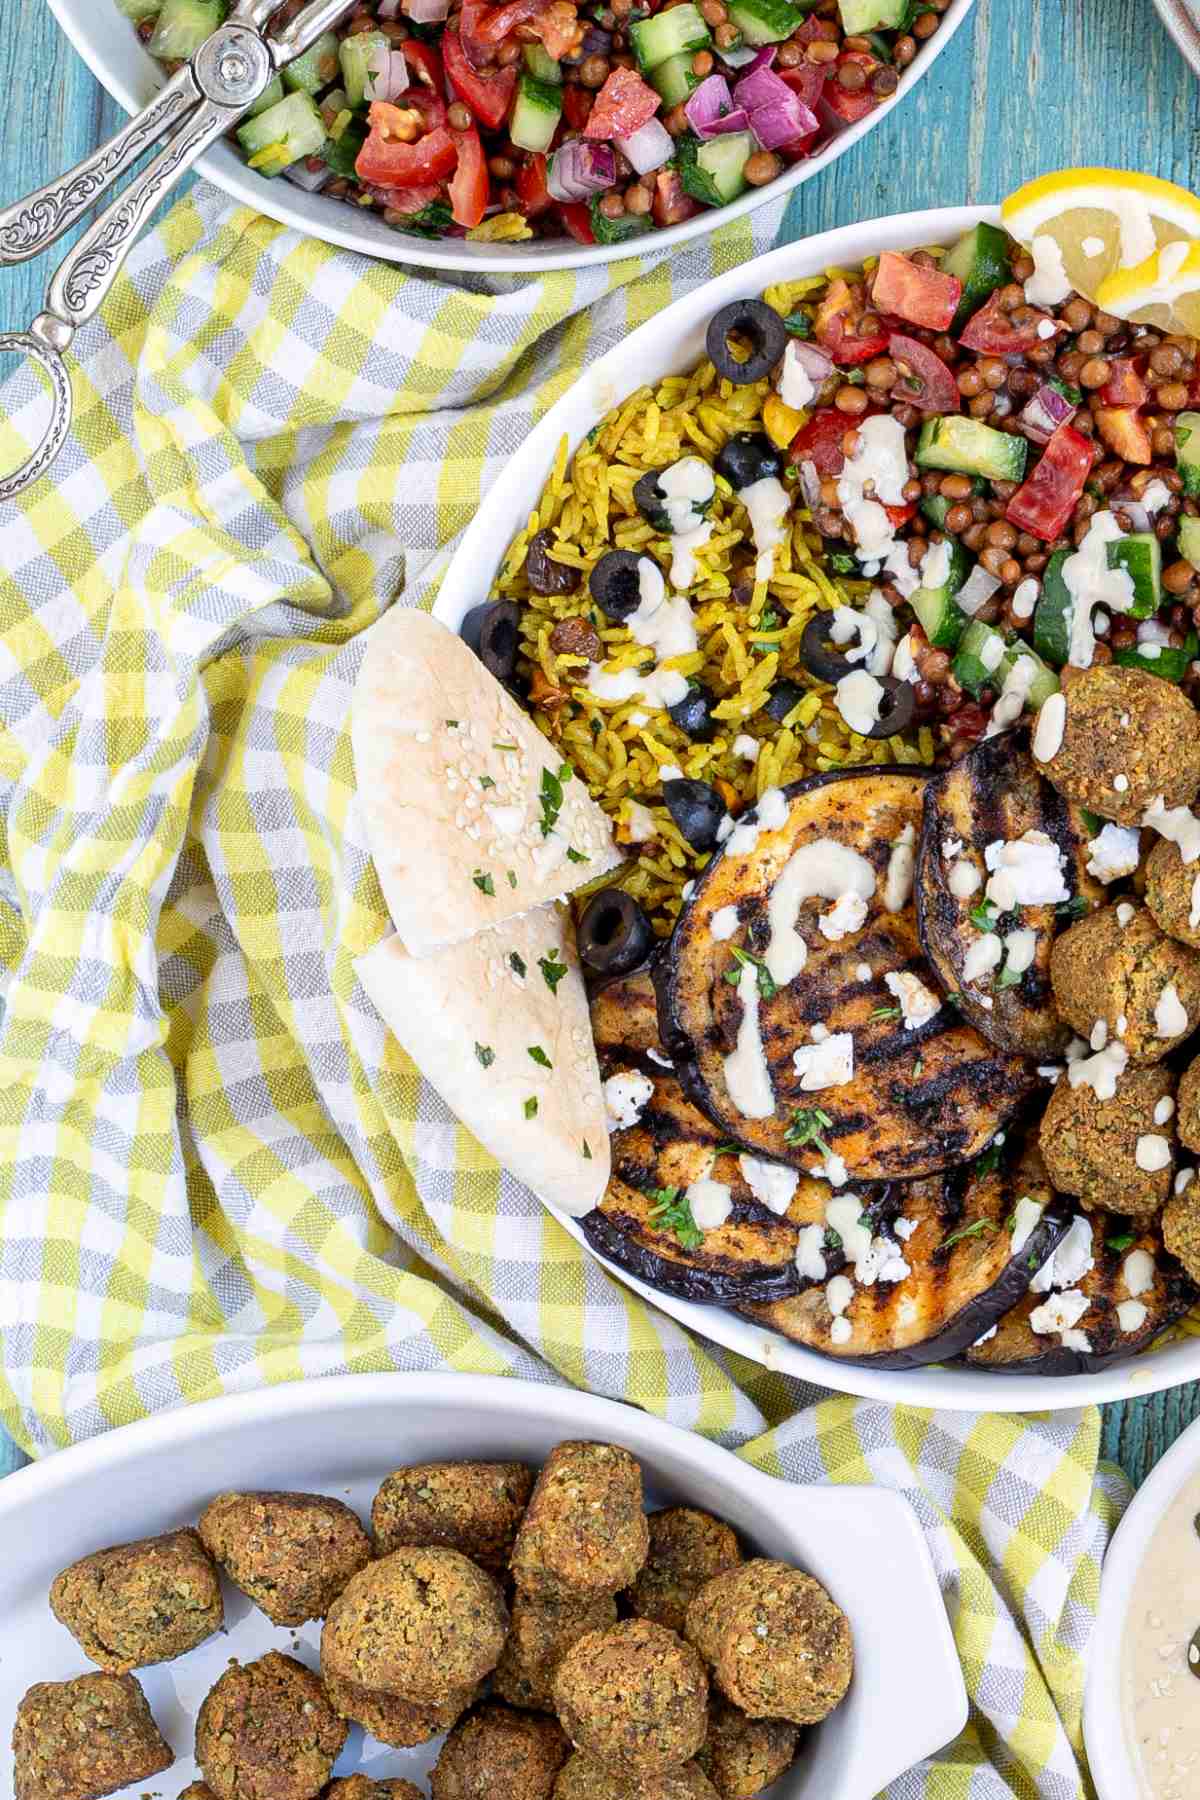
[445,719,459,727]
[1056,894,1088,922]
[479,774,496,790]
[871,1004,902,1021]
[995,962,1024,989]
[723,944,777,1001]
[782,310,811,338]
[646,1185,704,1251]
[828,552,859,574]
[507,870,518,888]
[538,762,573,838]
[941,1218,997,1250]
[538,952,568,994]
[968,899,998,931]
[712,1141,741,1155]
[494,740,518,752]
[510,951,527,978]
[943,990,963,1008]
[582,1139,593,1160]
[566,847,588,864]
[784,1106,834,1158]
[524,1097,538,1119]
[528,1045,552,1069]
[824,1226,843,1251]
[473,869,495,896]
[475,1043,495,1068]
[1107,1232,1136,1252]
[973,1141,1003,1178]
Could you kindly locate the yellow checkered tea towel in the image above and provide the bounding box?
[0,182,1124,1798]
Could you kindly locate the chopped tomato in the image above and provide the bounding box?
[527,0,582,59]
[884,502,917,530]
[1005,423,1095,542]
[823,52,882,125]
[789,407,851,476]
[357,111,457,187]
[444,30,517,130]
[516,152,552,217]
[778,64,823,111]
[958,290,1053,355]
[1100,357,1149,409]
[448,123,490,228]
[367,181,443,215]
[887,333,961,414]
[584,65,659,139]
[872,252,962,332]
[470,0,543,41]
[562,83,593,130]
[400,41,443,90]
[1094,405,1154,465]
[814,277,889,366]
[652,168,699,228]
[557,200,595,243]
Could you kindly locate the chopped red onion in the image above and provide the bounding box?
[614,117,673,175]
[955,565,1003,617]
[377,0,401,14]
[1120,500,1152,533]
[717,42,761,68]
[747,91,818,149]
[285,158,334,192]
[404,0,451,21]
[547,138,616,202]
[1018,381,1078,445]
[797,459,823,511]
[365,45,410,101]
[787,339,833,385]
[732,60,792,112]
[683,74,748,139]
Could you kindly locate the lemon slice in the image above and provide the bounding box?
[1001,168,1200,304]
[1094,239,1200,333]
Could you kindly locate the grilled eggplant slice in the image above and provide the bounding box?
[655,768,1038,1183]
[964,1215,1196,1374]
[741,1129,1070,1368]
[916,727,1102,1058]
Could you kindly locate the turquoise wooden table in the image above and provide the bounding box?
[2,0,1199,1487]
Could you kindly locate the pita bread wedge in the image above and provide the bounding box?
[353,610,622,957]
[355,906,610,1217]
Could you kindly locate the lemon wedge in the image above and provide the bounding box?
[1001,168,1200,304]
[1094,239,1200,333]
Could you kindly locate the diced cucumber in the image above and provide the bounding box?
[339,30,389,107]
[117,0,160,22]
[1115,630,1199,684]
[954,620,1058,709]
[941,221,1010,331]
[650,52,701,106]
[727,0,808,43]
[284,30,341,95]
[236,91,327,176]
[1032,548,1072,667]
[248,73,285,118]
[1178,515,1200,571]
[511,73,563,152]
[910,539,972,651]
[588,196,655,245]
[322,111,368,177]
[1107,532,1161,617]
[147,0,226,61]
[631,3,710,72]
[523,43,563,83]
[916,415,1028,483]
[919,478,985,531]
[1176,412,1200,498]
[838,0,904,27]
[675,130,754,207]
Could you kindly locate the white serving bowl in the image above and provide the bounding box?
[1085,1413,1200,1799]
[434,205,1200,1412]
[1151,0,1200,82]
[47,0,975,273]
[0,1373,966,1799]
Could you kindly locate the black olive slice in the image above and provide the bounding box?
[860,675,916,740]
[714,432,782,491]
[706,301,789,386]
[578,889,655,976]
[461,600,521,684]
[663,777,725,851]
[667,685,718,741]
[800,611,856,684]
[633,468,669,530]
[525,528,581,596]
[763,678,806,724]
[590,549,649,622]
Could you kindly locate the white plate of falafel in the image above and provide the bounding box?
[0,1374,966,1800]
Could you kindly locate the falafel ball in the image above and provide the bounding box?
[13,1672,173,1800]
[695,1698,799,1800]
[684,1560,852,1727]
[322,1547,508,1703]
[198,1490,372,1627]
[494,1590,619,1712]
[1049,902,1200,1063]
[628,1510,742,1636]
[372,1462,534,1569]
[49,1527,222,1673]
[1178,1053,1200,1155]
[1144,838,1200,950]
[1164,1175,1200,1282]
[553,1753,719,1800]
[1033,664,1200,826]
[322,1664,481,1748]
[552,1618,708,1778]
[326,1781,425,1800]
[194,1652,347,1800]
[1039,1061,1176,1216]
[180,1789,216,1800]
[511,1442,649,1602]
[432,1703,569,1800]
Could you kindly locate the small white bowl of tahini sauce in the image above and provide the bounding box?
[1086,1416,1200,1798]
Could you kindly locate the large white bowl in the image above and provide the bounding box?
[47,0,975,273]
[1151,0,1200,82]
[434,204,1200,1412]
[0,1372,967,1798]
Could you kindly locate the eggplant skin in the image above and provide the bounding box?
[915,726,1102,1058]
[581,1202,803,1305]
[964,1217,1198,1375]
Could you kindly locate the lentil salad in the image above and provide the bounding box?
[120,0,956,243]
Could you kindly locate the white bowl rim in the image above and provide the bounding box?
[1084,1413,1200,1800]
[1150,0,1200,84]
[432,200,1200,1412]
[46,0,975,274]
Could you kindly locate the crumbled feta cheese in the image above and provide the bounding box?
[894,1216,918,1241]
[948,859,982,899]
[1124,1248,1157,1297]
[731,734,760,764]
[1010,1195,1045,1256]
[1029,1286,1092,1349]
[779,340,816,411]
[855,962,872,983]
[686,1177,733,1230]
[1031,1216,1094,1294]
[984,830,1069,911]
[626,801,657,843]
[819,891,870,942]
[1143,796,1200,866]
[792,1031,854,1091]
[658,763,683,783]
[604,1070,654,1131]
[738,1155,799,1216]
[757,787,788,830]
[884,969,941,1030]
[1086,823,1141,884]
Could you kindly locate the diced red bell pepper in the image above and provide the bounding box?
[653,167,700,228]
[562,84,593,130]
[887,333,961,414]
[448,123,490,229]
[872,252,963,333]
[1100,357,1149,409]
[823,52,882,125]
[1005,423,1095,542]
[814,278,889,366]
[958,290,1053,355]
[516,151,552,217]
[789,407,851,476]
[401,41,443,91]
[584,65,659,139]
[1094,406,1153,465]
[444,30,517,131]
[357,113,458,188]
[557,200,595,243]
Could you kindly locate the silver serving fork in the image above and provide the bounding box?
[0,0,357,503]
